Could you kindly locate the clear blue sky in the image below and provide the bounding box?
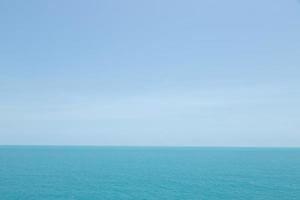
[0,0,300,146]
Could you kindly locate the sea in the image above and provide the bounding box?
[0,146,299,200]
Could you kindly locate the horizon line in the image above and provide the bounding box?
[0,144,299,148]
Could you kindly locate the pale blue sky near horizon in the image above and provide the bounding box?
[0,0,300,146]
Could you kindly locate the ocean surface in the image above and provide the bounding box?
[0,146,299,200]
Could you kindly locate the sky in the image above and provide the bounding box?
[0,0,300,146]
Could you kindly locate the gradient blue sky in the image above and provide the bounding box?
[0,0,300,146]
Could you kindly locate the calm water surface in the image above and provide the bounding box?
[0,146,299,200]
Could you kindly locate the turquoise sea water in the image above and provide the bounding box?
[0,146,299,200]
